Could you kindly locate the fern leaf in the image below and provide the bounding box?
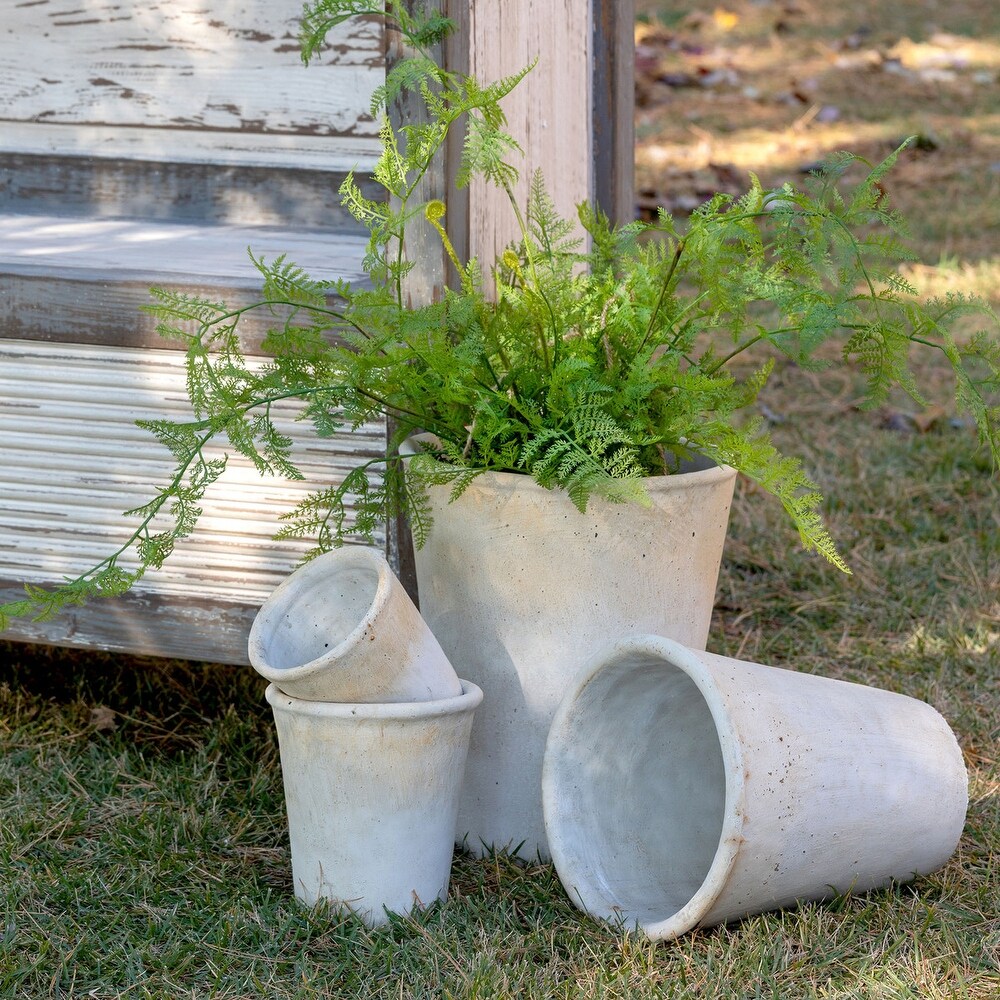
[251,251,333,309]
[697,422,851,573]
[457,114,521,191]
[371,56,442,115]
[300,0,384,65]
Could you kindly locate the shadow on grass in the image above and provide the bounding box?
[0,638,270,753]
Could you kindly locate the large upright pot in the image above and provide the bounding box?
[403,438,737,859]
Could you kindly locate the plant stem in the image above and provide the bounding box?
[501,178,556,371]
[639,239,685,354]
[705,333,767,373]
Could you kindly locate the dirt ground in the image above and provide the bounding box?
[633,0,999,301]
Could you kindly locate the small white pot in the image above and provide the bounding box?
[249,546,461,703]
[266,680,483,924]
[543,635,968,940]
[404,437,736,859]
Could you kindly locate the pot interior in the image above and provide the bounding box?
[261,556,381,671]
[547,650,727,927]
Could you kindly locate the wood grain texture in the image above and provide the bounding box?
[0,153,379,229]
[1,123,382,172]
[0,213,371,351]
[593,0,635,224]
[0,580,260,664]
[465,0,593,263]
[383,3,451,603]
[0,213,370,285]
[0,339,385,660]
[0,1,383,169]
[387,9,449,309]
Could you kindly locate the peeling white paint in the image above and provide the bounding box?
[1,2,382,168]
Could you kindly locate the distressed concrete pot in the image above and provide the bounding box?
[248,546,461,703]
[542,635,969,940]
[403,437,737,859]
[266,680,483,924]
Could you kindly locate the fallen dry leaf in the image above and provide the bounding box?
[713,9,740,32]
[89,705,117,732]
[912,404,949,433]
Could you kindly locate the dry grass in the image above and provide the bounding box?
[634,0,1000,293]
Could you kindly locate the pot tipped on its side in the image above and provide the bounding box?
[543,635,968,940]
[249,545,461,703]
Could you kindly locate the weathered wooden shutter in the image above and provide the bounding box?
[0,3,388,662]
[0,0,634,664]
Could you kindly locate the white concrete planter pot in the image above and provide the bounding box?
[543,635,969,940]
[403,437,737,859]
[266,680,483,925]
[249,546,461,703]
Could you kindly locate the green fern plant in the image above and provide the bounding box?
[2,0,998,627]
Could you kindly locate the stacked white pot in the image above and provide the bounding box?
[249,546,481,927]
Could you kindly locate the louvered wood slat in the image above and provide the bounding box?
[0,214,384,661]
[0,215,371,286]
[0,214,372,355]
[0,340,384,607]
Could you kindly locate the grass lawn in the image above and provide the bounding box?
[2,388,997,998]
[2,0,998,996]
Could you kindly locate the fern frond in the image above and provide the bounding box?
[526,172,582,257]
[844,139,912,218]
[143,289,233,346]
[844,321,926,409]
[371,55,442,115]
[519,426,647,512]
[300,0,384,65]
[339,173,390,230]
[251,251,333,309]
[457,114,521,191]
[277,462,383,555]
[697,421,850,573]
[372,117,408,197]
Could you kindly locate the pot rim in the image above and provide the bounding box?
[542,634,747,940]
[264,679,483,719]
[400,434,737,492]
[248,545,391,678]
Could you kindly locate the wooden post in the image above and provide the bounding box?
[447,0,634,263]
[392,0,635,297]
[593,1,636,225]
[384,11,448,602]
